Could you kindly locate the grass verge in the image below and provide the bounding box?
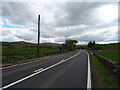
[87,50,119,88]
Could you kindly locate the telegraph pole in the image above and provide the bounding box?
[37,15,40,57]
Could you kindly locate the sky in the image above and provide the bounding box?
[1,1,119,45]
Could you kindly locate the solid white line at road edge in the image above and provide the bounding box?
[1,50,81,89]
[86,51,91,89]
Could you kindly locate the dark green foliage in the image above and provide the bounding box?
[64,39,78,51]
[87,41,94,48]
[87,41,101,50]
[93,41,96,45]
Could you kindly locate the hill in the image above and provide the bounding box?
[2,41,61,49]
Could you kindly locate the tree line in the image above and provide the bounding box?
[59,40,101,51]
[87,41,101,50]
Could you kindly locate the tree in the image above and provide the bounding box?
[87,41,94,48]
[93,41,95,45]
[58,43,66,51]
[64,39,78,51]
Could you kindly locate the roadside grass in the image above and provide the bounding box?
[96,51,119,63]
[88,50,119,88]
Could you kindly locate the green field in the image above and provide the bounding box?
[3,48,57,56]
[96,51,119,63]
[2,41,63,65]
[100,43,120,50]
[76,45,87,49]
[2,47,60,64]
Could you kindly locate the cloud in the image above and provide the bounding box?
[2,3,27,25]
[55,2,107,27]
[1,2,118,44]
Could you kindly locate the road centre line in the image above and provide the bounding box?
[34,51,81,73]
[1,50,81,89]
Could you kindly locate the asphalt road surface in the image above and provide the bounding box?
[1,50,91,89]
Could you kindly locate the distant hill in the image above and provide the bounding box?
[40,43,61,47]
[2,41,61,49]
[2,41,36,47]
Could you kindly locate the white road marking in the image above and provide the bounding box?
[0,64,19,70]
[86,51,91,89]
[1,59,44,70]
[1,50,81,89]
[1,61,34,70]
[34,68,44,72]
[60,59,65,63]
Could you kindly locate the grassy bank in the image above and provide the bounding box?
[95,51,119,63]
[2,41,63,65]
[88,50,119,88]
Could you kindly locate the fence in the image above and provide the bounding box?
[91,51,120,86]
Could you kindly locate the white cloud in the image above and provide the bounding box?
[95,4,118,24]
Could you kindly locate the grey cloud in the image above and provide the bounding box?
[16,30,37,42]
[2,2,36,27]
[69,28,118,43]
[55,37,66,42]
[2,35,22,42]
[55,2,107,27]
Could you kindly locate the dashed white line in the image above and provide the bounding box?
[1,50,81,89]
[34,68,44,72]
[60,59,65,63]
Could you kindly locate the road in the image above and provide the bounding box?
[1,50,91,89]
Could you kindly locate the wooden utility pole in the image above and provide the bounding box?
[37,15,40,57]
